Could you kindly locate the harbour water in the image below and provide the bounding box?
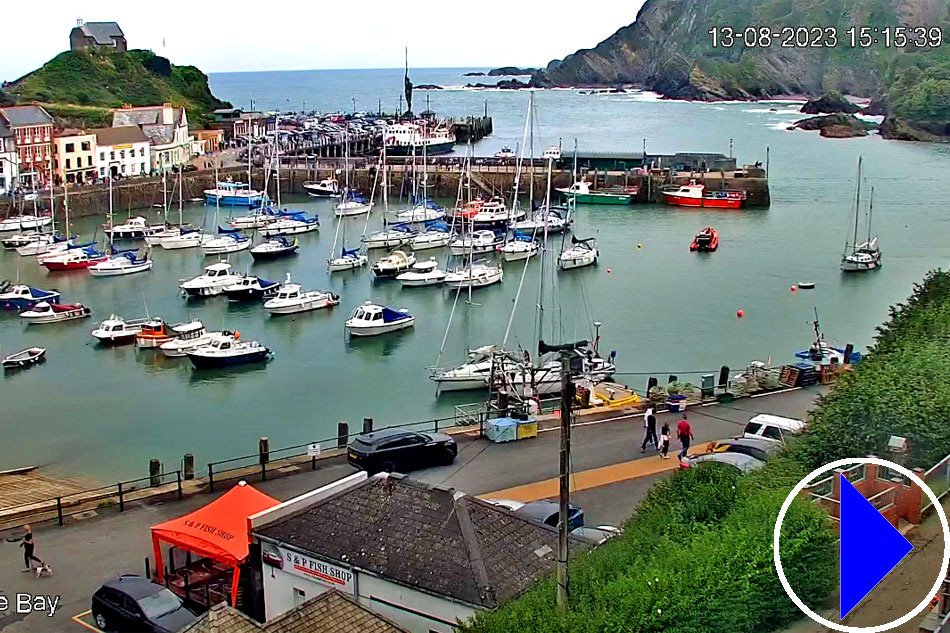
[1,67,948,480]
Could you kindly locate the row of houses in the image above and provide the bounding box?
[0,103,224,194]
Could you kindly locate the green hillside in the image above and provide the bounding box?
[5,49,229,128]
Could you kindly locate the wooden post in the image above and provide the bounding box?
[259,437,270,464]
[337,421,349,449]
[557,352,572,618]
[149,459,161,487]
[363,417,374,434]
[183,453,195,480]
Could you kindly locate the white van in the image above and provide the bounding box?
[743,414,805,443]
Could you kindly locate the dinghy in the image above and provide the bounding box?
[2,347,46,370]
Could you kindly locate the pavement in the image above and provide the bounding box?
[0,387,820,633]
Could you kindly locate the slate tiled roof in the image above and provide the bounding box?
[112,107,183,145]
[0,106,54,127]
[78,22,124,45]
[256,474,575,608]
[179,589,407,633]
[93,126,149,146]
[0,118,11,139]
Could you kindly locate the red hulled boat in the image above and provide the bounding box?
[42,247,108,271]
[690,227,719,252]
[662,181,746,209]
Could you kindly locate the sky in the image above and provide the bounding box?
[0,0,646,81]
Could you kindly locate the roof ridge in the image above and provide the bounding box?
[454,492,496,607]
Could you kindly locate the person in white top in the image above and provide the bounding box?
[640,407,658,452]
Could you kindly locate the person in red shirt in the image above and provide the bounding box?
[676,414,693,461]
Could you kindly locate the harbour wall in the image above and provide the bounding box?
[0,162,769,220]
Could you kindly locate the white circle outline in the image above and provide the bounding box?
[773,456,950,633]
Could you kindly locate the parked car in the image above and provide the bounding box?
[570,525,622,545]
[347,428,457,474]
[742,414,805,443]
[512,499,585,530]
[92,576,197,633]
[680,451,766,473]
[704,436,781,462]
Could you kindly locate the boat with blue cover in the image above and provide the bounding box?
[362,222,416,250]
[187,331,272,369]
[328,246,368,272]
[202,226,251,255]
[500,232,540,261]
[393,198,446,224]
[409,220,454,250]
[345,302,416,337]
[250,236,299,261]
[0,284,61,310]
[260,211,319,236]
[223,276,282,302]
[335,190,373,217]
[88,246,153,277]
[203,181,268,207]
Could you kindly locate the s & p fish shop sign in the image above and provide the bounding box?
[266,543,355,594]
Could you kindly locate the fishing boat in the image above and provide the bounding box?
[0,284,60,310]
[263,274,340,315]
[91,316,149,344]
[328,247,368,272]
[444,262,504,289]
[187,331,272,369]
[795,309,862,365]
[494,145,516,159]
[223,276,282,302]
[362,222,416,249]
[88,247,153,276]
[661,181,746,209]
[135,318,178,348]
[42,245,108,271]
[2,347,46,370]
[841,158,882,273]
[345,302,415,337]
[303,177,341,197]
[500,233,540,261]
[409,221,454,250]
[689,227,719,252]
[449,230,504,256]
[203,181,268,207]
[430,345,498,391]
[160,321,214,357]
[396,258,447,287]
[0,215,52,232]
[20,302,91,324]
[557,181,635,205]
[104,217,164,240]
[250,236,299,261]
[335,191,373,217]
[180,261,244,297]
[259,212,319,236]
[393,198,446,224]
[372,250,416,278]
[558,236,598,270]
[201,227,251,255]
[511,210,569,234]
[542,144,562,161]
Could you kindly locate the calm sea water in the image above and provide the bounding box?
[1,68,948,480]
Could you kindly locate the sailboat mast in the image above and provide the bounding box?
[178,167,183,226]
[852,157,862,254]
[108,172,114,249]
[274,112,282,208]
[47,163,54,234]
[528,91,535,212]
[867,186,874,244]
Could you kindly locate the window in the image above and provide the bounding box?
[81,141,90,151]
[65,158,70,169]
[99,167,105,176]
[140,163,145,173]
[140,147,145,156]
[121,164,127,174]
[762,426,783,441]
[110,151,115,160]
[293,588,307,607]
[99,152,105,161]
[120,150,125,159]
[65,143,74,153]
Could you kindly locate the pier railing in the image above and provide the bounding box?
[0,470,182,531]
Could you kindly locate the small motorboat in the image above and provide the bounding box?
[260,212,319,236]
[201,227,251,255]
[689,227,719,252]
[542,144,562,161]
[329,247,368,272]
[500,233,540,262]
[661,181,746,209]
[345,302,415,337]
[511,210,569,234]
[91,315,149,344]
[362,222,416,250]
[397,258,447,287]
[2,347,46,370]
[104,217,165,240]
[798,282,816,289]
[135,318,179,348]
[392,199,446,224]
[180,262,244,297]
[203,180,268,207]
[263,274,340,315]
[471,197,523,228]
[558,236,598,270]
[494,145,516,159]
[2,232,41,249]
[160,227,211,250]
[372,250,416,278]
[20,302,92,324]
[0,285,60,311]
[444,263,504,289]
[42,246,108,271]
[229,207,280,230]
[303,177,341,197]
[250,236,299,261]
[409,221,454,251]
[0,215,52,232]
[450,230,505,256]
[187,331,272,369]
[335,190,373,217]
[88,248,153,277]
[160,321,214,357]
[223,276,282,302]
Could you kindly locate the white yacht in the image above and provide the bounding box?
[444,263,504,289]
[362,223,416,249]
[409,222,454,250]
[160,321,215,357]
[229,207,279,229]
[512,211,569,234]
[392,200,446,224]
[0,215,52,232]
[88,249,153,277]
[20,302,91,324]
[500,235,540,262]
[180,262,244,297]
[397,258,447,287]
[328,247,368,272]
[260,212,319,236]
[91,316,149,344]
[303,177,341,197]
[160,227,210,250]
[449,230,504,256]
[558,236,598,270]
[263,274,340,315]
[345,302,415,337]
[104,217,164,240]
[201,228,251,255]
[335,191,373,217]
[430,346,499,391]
[372,250,416,278]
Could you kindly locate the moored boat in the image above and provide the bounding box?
[259,212,319,236]
[558,236,598,270]
[690,227,719,252]
[91,315,149,344]
[201,227,251,256]
[263,274,340,315]
[430,345,497,391]
[223,276,282,302]
[661,181,746,209]
[0,215,52,232]
[335,191,374,217]
[160,321,214,357]
[557,180,635,205]
[187,331,272,369]
[384,121,456,156]
[229,207,279,230]
[20,301,91,324]
[250,236,299,261]
[362,222,415,250]
[449,230,504,256]
[396,258,446,287]
[328,247,368,272]
[392,199,446,224]
[841,159,881,273]
[42,246,108,271]
[372,250,416,278]
[409,221,454,250]
[104,217,164,240]
[444,262,504,289]
[180,262,244,297]
[16,234,74,257]
[203,180,268,207]
[303,177,341,197]
[159,227,211,250]
[2,347,46,370]
[0,285,60,310]
[135,318,178,348]
[2,232,41,249]
[345,302,415,337]
[500,233,540,261]
[88,248,153,277]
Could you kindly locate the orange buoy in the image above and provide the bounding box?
[791,285,798,292]
[737,310,744,318]
[234,331,241,339]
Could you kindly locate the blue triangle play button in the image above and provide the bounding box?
[840,474,914,619]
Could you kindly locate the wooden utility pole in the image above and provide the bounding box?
[557,351,572,617]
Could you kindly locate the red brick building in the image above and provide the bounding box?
[0,105,54,188]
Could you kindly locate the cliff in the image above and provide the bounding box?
[4,49,229,129]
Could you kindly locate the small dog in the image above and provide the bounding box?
[34,563,53,578]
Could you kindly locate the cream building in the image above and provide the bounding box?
[53,132,98,184]
[112,104,192,172]
[93,126,151,179]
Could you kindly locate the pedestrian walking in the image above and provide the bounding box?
[677,414,694,461]
[660,422,671,458]
[19,525,45,573]
[641,408,658,452]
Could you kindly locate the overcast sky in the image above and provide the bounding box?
[1,0,646,81]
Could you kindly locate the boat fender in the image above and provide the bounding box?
[737,309,744,318]
[234,331,241,339]
[790,285,797,292]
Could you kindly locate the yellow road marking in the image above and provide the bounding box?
[479,453,681,503]
[72,610,103,633]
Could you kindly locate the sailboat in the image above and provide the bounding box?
[202,162,251,255]
[841,157,882,273]
[335,127,373,217]
[160,169,209,250]
[90,174,153,276]
[329,148,377,272]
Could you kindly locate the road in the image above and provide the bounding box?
[0,388,820,632]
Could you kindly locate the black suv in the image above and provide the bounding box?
[348,429,457,474]
[92,576,197,632]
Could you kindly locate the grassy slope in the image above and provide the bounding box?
[7,49,229,129]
